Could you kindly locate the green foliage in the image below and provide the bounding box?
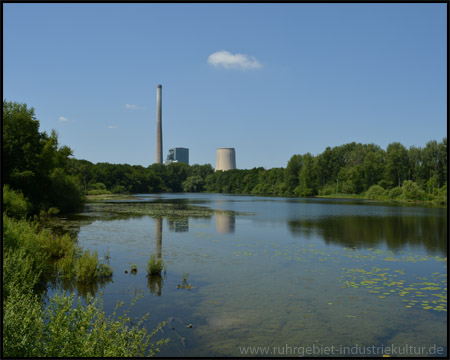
[401,180,426,201]
[3,100,84,214]
[147,254,166,275]
[434,184,447,205]
[3,213,166,356]
[3,247,41,301]
[320,184,337,196]
[76,249,113,284]
[3,185,31,219]
[365,185,386,200]
[3,290,169,357]
[388,186,403,200]
[87,182,112,195]
[3,286,44,357]
[182,175,204,192]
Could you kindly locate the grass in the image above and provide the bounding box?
[76,250,113,284]
[147,254,166,275]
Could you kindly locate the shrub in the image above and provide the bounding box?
[3,185,31,219]
[76,250,113,284]
[147,255,166,275]
[87,182,111,195]
[401,180,426,201]
[388,186,402,199]
[3,290,169,357]
[365,185,386,199]
[3,247,42,301]
[434,184,447,205]
[321,184,337,196]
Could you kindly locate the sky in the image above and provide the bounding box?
[3,3,447,169]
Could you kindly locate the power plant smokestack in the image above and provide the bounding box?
[156,84,163,164]
[216,148,236,171]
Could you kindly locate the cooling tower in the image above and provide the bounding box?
[155,85,163,164]
[215,148,236,171]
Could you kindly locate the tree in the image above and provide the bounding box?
[2,100,84,213]
[182,176,204,192]
[286,155,303,194]
[295,153,316,196]
[385,142,409,188]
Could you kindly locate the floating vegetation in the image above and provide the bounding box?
[177,272,195,290]
[86,201,244,221]
[338,261,447,312]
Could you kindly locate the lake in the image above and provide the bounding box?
[47,193,447,357]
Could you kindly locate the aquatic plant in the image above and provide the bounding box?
[177,272,194,290]
[130,264,138,274]
[76,250,113,283]
[147,255,166,275]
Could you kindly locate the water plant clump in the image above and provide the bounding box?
[147,255,166,275]
[76,249,113,284]
[130,264,138,274]
[177,272,195,290]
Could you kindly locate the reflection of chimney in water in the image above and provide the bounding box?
[215,212,235,234]
[155,217,162,259]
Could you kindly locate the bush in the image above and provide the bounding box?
[49,168,85,212]
[87,182,111,195]
[3,286,44,357]
[434,184,447,205]
[76,250,113,284]
[3,247,42,301]
[388,186,402,199]
[3,290,169,357]
[3,185,31,219]
[147,254,166,275]
[111,185,128,194]
[365,185,386,199]
[401,180,426,201]
[321,184,337,196]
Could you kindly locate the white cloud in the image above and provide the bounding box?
[207,50,262,70]
[59,116,69,122]
[125,104,137,109]
[108,125,117,129]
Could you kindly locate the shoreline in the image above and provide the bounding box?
[85,192,446,208]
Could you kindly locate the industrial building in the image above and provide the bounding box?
[153,85,235,170]
[215,148,236,171]
[165,147,189,165]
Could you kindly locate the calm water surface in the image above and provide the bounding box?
[48,193,447,357]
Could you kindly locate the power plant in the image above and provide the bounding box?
[165,147,189,165]
[216,148,236,171]
[154,85,236,170]
[155,84,163,164]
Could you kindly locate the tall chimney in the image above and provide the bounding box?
[156,84,163,164]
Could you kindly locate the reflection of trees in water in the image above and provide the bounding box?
[48,276,113,299]
[288,215,447,255]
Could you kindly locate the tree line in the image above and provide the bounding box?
[67,139,447,204]
[3,100,447,217]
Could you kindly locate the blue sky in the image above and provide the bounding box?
[3,3,447,169]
